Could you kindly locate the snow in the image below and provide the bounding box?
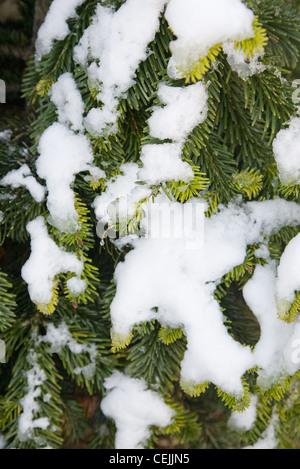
[37,74,105,232]
[138,143,193,185]
[254,244,269,260]
[273,117,300,185]
[21,217,84,307]
[35,0,86,61]
[138,82,209,186]
[93,163,152,228]
[49,73,85,132]
[18,351,50,442]
[0,164,46,203]
[243,263,299,390]
[223,41,266,81]
[101,372,175,449]
[165,0,255,79]
[0,129,12,141]
[36,123,94,232]
[148,82,208,142]
[98,196,300,397]
[137,82,209,186]
[84,166,106,187]
[39,322,97,379]
[276,233,300,315]
[66,276,87,296]
[43,394,52,403]
[74,0,168,137]
[40,322,82,354]
[228,394,258,431]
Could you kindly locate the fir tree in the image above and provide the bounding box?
[0,0,300,450]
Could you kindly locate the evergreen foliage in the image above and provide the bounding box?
[0,0,300,450]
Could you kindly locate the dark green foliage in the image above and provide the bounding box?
[0,0,35,111]
[127,321,186,392]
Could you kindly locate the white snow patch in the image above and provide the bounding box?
[138,143,193,185]
[93,163,152,228]
[228,394,258,431]
[49,72,85,132]
[35,0,86,60]
[243,263,300,390]
[18,352,50,442]
[165,0,254,78]
[39,322,97,379]
[101,371,175,449]
[102,197,300,396]
[66,277,87,297]
[0,164,46,203]
[276,232,300,314]
[223,41,266,81]
[0,129,12,141]
[84,166,106,186]
[74,0,168,137]
[137,82,209,187]
[148,82,208,142]
[21,217,84,307]
[36,123,94,232]
[273,117,300,185]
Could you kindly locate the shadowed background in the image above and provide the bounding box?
[0,0,51,119]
